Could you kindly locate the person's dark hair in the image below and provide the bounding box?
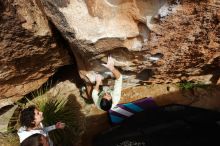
[20,134,44,146]
[100,98,112,111]
[20,105,36,128]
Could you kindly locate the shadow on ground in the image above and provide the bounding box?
[81,84,220,146]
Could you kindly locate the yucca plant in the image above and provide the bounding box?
[24,92,85,146]
[7,105,21,133]
[10,80,85,145]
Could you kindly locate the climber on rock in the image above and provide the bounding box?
[85,56,123,111]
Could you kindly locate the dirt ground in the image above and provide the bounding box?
[0,83,220,146]
[1,65,219,146]
[81,83,220,146]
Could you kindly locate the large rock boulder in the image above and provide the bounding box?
[40,0,220,87]
[0,0,219,102]
[0,0,70,101]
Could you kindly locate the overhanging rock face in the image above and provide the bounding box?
[1,0,218,101]
[41,0,220,88]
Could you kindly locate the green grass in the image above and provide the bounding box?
[178,81,209,90]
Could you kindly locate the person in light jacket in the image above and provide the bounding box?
[91,56,122,111]
[17,105,65,146]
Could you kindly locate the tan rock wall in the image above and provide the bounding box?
[41,0,219,88]
[0,0,70,100]
[1,0,219,101]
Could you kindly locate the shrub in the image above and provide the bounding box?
[24,93,85,146]
[178,81,208,90]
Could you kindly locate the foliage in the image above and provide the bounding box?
[7,106,21,133]
[23,91,85,145]
[178,81,208,90]
[11,80,85,146]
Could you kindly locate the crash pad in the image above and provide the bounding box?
[108,97,157,124]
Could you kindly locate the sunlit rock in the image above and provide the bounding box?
[0,0,70,100]
[40,0,219,88]
[1,0,219,101]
